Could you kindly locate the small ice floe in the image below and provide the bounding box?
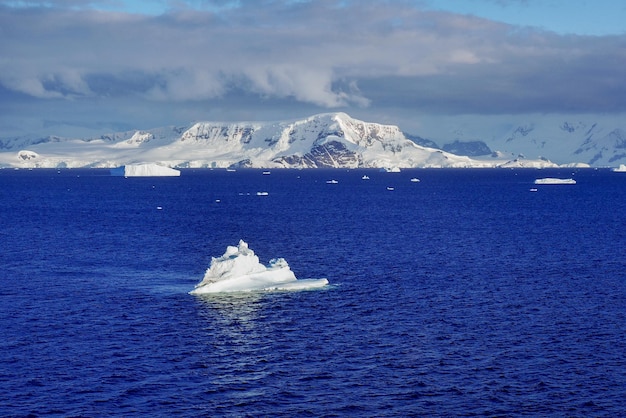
[256,191,269,196]
[190,240,329,294]
[387,186,395,191]
[534,178,576,185]
[612,164,626,172]
[362,175,370,180]
[326,179,339,184]
[529,188,538,192]
[262,171,271,175]
[410,178,420,183]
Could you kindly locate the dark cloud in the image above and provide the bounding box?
[358,33,626,115]
[1,0,625,136]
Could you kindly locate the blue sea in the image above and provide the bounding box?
[1,168,625,417]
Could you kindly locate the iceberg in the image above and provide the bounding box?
[613,164,626,172]
[534,178,576,185]
[190,240,329,294]
[110,163,180,177]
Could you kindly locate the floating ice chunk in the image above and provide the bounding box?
[534,178,576,185]
[613,164,626,172]
[110,163,180,177]
[190,240,328,294]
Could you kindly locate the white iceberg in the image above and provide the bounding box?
[613,164,626,172]
[110,163,180,177]
[190,240,329,294]
[534,177,576,185]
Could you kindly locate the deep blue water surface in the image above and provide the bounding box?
[1,168,626,417]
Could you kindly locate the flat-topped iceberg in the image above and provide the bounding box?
[613,164,626,172]
[110,163,180,177]
[190,240,329,294]
[534,178,576,185]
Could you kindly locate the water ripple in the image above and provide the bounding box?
[1,169,626,416]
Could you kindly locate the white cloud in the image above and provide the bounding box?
[144,69,226,101]
[1,0,626,137]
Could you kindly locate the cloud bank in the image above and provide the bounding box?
[1,0,625,136]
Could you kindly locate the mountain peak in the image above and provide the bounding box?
[0,112,585,169]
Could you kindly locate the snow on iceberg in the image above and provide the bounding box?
[190,240,329,294]
[110,163,180,177]
[534,178,576,185]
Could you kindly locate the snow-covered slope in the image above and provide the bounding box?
[412,114,626,167]
[0,113,570,169]
[491,120,626,166]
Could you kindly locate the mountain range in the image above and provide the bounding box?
[2,112,621,169]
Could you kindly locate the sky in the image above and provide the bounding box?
[1,0,625,138]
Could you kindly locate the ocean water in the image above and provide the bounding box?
[1,167,625,417]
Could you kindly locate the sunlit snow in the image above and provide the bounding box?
[190,240,328,294]
[0,113,579,169]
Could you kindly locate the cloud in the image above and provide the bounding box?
[1,0,626,127]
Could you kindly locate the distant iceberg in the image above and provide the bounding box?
[534,178,576,185]
[110,163,180,177]
[613,164,626,172]
[190,240,329,294]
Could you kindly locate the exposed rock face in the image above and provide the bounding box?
[0,112,576,169]
[442,140,492,157]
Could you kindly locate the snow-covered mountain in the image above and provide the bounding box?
[415,114,626,167]
[0,113,583,169]
[487,120,626,166]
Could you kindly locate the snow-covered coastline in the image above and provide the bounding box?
[0,113,592,170]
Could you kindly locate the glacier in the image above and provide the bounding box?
[0,113,578,169]
[190,240,329,294]
[412,113,626,167]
